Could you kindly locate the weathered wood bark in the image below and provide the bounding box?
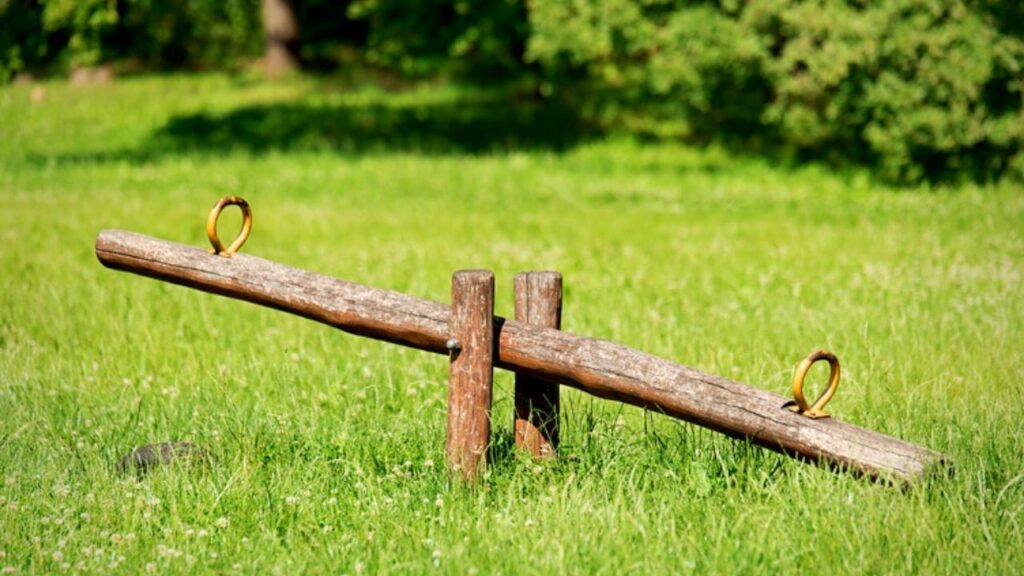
[447,271,495,481]
[262,0,300,78]
[514,272,562,458]
[95,230,951,484]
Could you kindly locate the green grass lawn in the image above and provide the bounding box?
[1,73,1022,575]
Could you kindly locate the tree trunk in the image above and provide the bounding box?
[262,0,300,78]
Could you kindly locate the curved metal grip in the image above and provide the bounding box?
[789,350,840,419]
[207,196,252,257]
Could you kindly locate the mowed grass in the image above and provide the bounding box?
[1,73,1022,575]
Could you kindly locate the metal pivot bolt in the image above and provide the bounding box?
[207,196,252,257]
[788,350,841,419]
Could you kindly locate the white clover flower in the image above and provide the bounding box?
[215,517,230,529]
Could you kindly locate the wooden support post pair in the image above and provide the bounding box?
[447,270,562,481]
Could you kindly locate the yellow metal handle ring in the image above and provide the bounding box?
[207,196,252,257]
[789,350,840,419]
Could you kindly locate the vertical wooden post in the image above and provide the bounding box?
[514,271,562,458]
[447,270,495,481]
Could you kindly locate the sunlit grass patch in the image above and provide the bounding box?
[1,73,1022,574]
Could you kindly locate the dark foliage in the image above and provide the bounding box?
[3,0,1021,183]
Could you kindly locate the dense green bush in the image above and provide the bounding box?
[747,0,1023,181]
[0,1,49,80]
[348,0,528,79]
[1,0,262,76]
[528,0,1023,182]
[291,0,367,69]
[39,0,118,67]
[111,0,261,69]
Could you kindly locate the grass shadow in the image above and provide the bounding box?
[148,93,596,157]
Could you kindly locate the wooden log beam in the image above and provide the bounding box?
[95,230,950,483]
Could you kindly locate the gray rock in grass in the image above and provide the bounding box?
[117,441,209,476]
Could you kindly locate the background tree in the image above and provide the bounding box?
[262,0,299,77]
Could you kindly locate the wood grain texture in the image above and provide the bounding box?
[447,271,495,481]
[95,230,951,483]
[514,272,562,458]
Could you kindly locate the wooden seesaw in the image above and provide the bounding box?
[95,197,950,484]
